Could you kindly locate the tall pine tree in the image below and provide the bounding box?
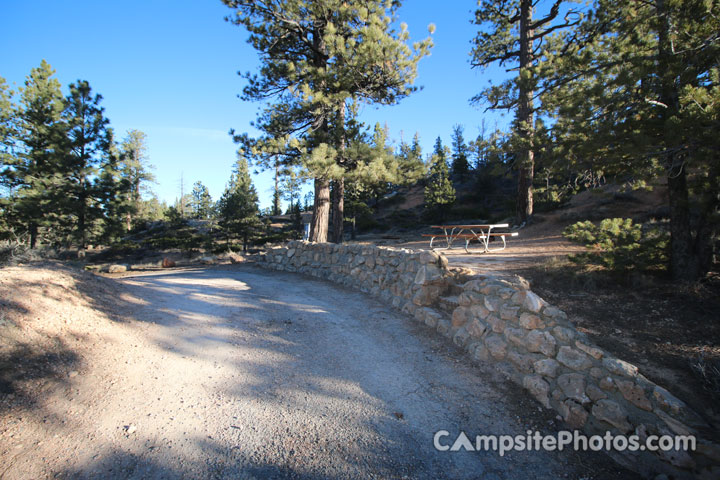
[0,77,15,186]
[282,167,304,234]
[450,124,470,180]
[547,0,720,280]
[1,64,141,247]
[224,0,432,243]
[94,130,132,243]
[0,77,18,238]
[14,60,67,248]
[217,156,261,251]
[119,129,154,231]
[62,80,113,248]
[397,132,424,183]
[190,181,213,219]
[424,137,455,221]
[471,0,583,223]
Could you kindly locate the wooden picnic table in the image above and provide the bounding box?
[422,224,518,253]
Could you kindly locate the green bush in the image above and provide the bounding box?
[563,218,669,272]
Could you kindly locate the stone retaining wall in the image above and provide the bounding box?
[258,241,719,478]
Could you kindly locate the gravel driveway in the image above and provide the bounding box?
[1,265,628,479]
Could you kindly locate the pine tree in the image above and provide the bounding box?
[138,195,167,222]
[0,77,18,238]
[0,77,15,184]
[14,60,67,248]
[352,123,398,204]
[471,0,583,223]
[547,0,720,281]
[61,80,113,248]
[282,168,302,212]
[470,120,491,170]
[224,0,433,243]
[433,137,450,168]
[341,123,392,237]
[1,65,150,247]
[450,124,470,180]
[424,137,455,221]
[119,130,154,230]
[282,168,303,234]
[272,157,282,216]
[190,181,213,219]
[175,193,193,219]
[94,128,132,243]
[303,191,314,212]
[397,132,425,183]
[217,156,261,251]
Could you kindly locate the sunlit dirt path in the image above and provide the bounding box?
[1,265,627,479]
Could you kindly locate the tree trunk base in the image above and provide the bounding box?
[309,178,330,243]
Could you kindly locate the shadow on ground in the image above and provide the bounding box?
[2,263,637,479]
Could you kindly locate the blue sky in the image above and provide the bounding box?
[1,0,509,210]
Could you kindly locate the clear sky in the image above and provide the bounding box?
[1,0,509,210]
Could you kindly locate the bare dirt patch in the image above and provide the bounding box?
[0,262,128,404]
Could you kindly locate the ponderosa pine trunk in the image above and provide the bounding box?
[78,185,87,249]
[309,177,330,242]
[657,0,702,281]
[695,190,718,275]
[667,166,699,280]
[516,0,535,224]
[308,22,331,243]
[273,157,281,216]
[330,101,346,244]
[331,177,344,243]
[29,222,38,249]
[516,155,534,223]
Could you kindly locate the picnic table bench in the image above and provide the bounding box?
[422,224,518,253]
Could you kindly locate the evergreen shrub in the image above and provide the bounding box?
[563,218,669,272]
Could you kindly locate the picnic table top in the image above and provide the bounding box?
[430,223,510,230]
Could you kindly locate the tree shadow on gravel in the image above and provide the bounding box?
[0,337,80,414]
[72,264,253,325]
[55,451,183,480]
[0,299,29,320]
[54,444,342,480]
[24,263,637,480]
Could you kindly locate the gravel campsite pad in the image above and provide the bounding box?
[0,263,633,479]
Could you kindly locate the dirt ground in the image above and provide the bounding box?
[0,263,636,479]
